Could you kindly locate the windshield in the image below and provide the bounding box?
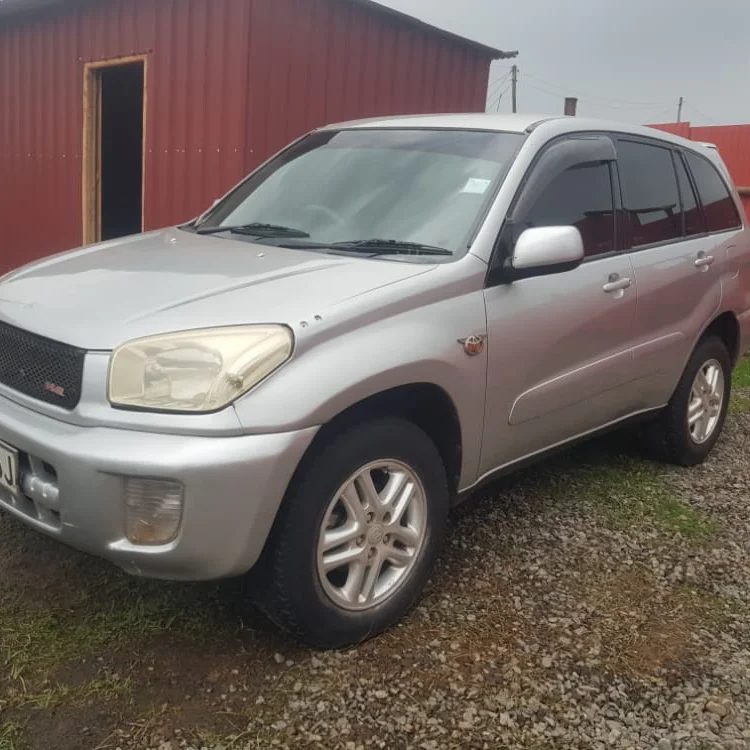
[192,128,524,257]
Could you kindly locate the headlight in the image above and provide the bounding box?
[108,325,293,412]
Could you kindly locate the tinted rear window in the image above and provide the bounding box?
[685,152,742,233]
[617,140,682,247]
[674,153,706,236]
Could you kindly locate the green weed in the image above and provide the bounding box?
[568,460,718,540]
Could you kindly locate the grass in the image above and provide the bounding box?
[8,676,133,712]
[730,357,750,413]
[195,728,257,749]
[0,358,747,747]
[0,723,22,750]
[730,391,750,414]
[732,356,750,389]
[565,459,719,540]
[0,586,218,712]
[512,355,750,543]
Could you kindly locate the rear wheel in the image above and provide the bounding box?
[645,336,731,466]
[257,418,449,648]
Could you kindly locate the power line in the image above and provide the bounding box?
[521,78,674,119]
[494,68,713,124]
[491,65,514,81]
[683,101,720,126]
[642,109,687,125]
[487,84,511,113]
[485,81,508,106]
[523,70,666,108]
[486,71,511,100]
[521,70,668,110]
[490,68,512,84]
[643,106,686,124]
[521,79,677,123]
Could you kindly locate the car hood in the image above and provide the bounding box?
[0,228,437,349]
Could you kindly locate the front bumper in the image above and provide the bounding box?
[0,393,317,580]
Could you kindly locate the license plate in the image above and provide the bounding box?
[0,440,19,496]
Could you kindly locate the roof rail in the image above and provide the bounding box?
[525,117,563,133]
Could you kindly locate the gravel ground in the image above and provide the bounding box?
[3,367,750,749]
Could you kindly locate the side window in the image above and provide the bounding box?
[674,153,706,236]
[685,152,742,233]
[520,162,615,257]
[617,140,682,247]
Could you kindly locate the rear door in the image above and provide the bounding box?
[617,138,730,408]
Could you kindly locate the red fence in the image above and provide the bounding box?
[649,122,750,217]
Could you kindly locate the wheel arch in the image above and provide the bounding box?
[700,311,741,366]
[292,383,464,500]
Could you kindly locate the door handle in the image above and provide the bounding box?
[695,252,715,269]
[603,275,632,293]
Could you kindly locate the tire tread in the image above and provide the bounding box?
[256,417,449,648]
[645,335,731,467]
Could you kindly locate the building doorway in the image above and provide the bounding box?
[83,56,146,244]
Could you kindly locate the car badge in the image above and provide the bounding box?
[458,334,486,356]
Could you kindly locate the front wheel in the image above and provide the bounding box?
[645,335,731,466]
[258,418,449,648]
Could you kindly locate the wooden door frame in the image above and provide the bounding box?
[82,54,148,246]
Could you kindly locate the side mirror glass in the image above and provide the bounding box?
[512,226,584,272]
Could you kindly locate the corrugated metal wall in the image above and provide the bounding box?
[696,125,750,219]
[649,122,750,217]
[245,0,489,165]
[0,0,493,271]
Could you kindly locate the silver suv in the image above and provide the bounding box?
[0,114,748,647]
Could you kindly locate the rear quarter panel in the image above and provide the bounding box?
[707,148,750,354]
[722,226,750,354]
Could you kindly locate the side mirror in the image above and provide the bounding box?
[512,226,584,274]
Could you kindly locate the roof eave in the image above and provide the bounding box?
[0,0,66,16]
[346,0,516,59]
[0,0,518,60]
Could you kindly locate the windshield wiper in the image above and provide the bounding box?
[194,222,310,238]
[330,239,453,256]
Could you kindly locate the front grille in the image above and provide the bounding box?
[0,321,85,410]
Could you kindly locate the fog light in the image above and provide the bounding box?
[124,478,184,546]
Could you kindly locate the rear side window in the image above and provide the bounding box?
[685,152,742,233]
[521,162,615,257]
[674,154,706,236]
[617,140,682,247]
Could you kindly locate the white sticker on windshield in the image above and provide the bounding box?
[461,177,492,195]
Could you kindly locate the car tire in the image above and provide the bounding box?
[645,335,731,467]
[256,417,450,648]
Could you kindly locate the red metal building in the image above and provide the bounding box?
[0,0,515,272]
[649,121,750,217]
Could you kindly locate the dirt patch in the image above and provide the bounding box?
[576,569,721,677]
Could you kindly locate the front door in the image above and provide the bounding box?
[480,136,639,477]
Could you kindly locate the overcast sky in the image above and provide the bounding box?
[380,0,750,126]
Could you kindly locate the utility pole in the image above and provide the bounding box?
[677,96,684,123]
[511,64,518,114]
